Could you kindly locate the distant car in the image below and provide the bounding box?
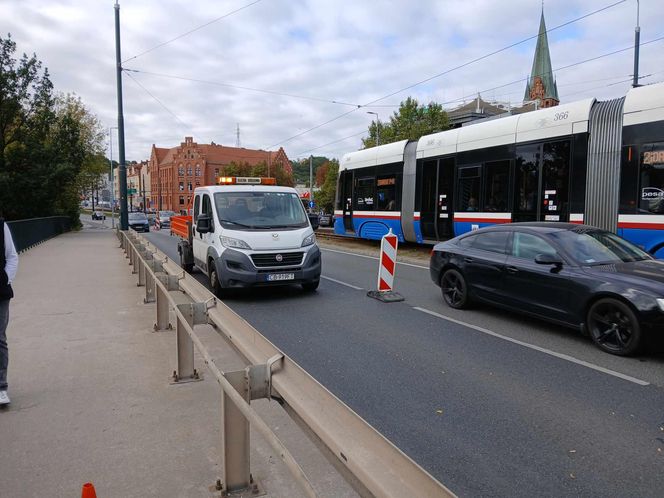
[128,212,150,233]
[146,212,156,226]
[429,222,664,356]
[91,210,106,220]
[155,210,177,230]
[318,213,333,227]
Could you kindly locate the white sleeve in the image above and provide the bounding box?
[4,223,18,283]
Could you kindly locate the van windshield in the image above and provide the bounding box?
[213,192,308,229]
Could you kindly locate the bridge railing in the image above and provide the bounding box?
[118,229,456,498]
[7,216,72,252]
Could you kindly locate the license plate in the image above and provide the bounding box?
[267,273,295,282]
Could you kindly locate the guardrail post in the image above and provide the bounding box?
[154,275,176,331]
[172,303,206,383]
[136,248,149,287]
[221,370,251,494]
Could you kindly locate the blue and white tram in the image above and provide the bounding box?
[335,82,664,257]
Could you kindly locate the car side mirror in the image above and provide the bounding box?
[196,214,212,233]
[308,213,320,230]
[534,253,563,266]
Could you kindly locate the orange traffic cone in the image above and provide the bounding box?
[81,482,97,498]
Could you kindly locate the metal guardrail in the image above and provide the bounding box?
[7,216,72,253]
[118,229,456,498]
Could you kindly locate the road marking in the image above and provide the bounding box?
[321,275,363,290]
[413,307,650,386]
[320,247,428,269]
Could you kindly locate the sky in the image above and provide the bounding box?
[2,0,663,162]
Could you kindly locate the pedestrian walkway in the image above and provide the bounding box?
[0,227,355,497]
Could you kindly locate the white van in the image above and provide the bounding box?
[177,180,321,294]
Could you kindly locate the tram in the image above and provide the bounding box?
[334,82,664,257]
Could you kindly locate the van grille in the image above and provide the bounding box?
[251,252,304,268]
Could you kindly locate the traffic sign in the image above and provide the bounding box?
[309,201,315,208]
[128,188,137,195]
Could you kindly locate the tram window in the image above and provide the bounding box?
[542,141,571,214]
[458,166,481,211]
[639,144,664,214]
[354,176,375,210]
[376,175,398,211]
[483,161,509,212]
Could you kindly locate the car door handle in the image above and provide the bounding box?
[464,257,474,263]
[506,266,519,274]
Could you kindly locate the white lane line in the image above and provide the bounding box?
[321,275,364,290]
[320,247,429,269]
[413,307,650,387]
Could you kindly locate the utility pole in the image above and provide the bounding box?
[309,155,313,211]
[114,0,128,230]
[142,173,147,211]
[109,127,117,228]
[632,0,641,87]
[367,111,380,146]
[236,123,241,148]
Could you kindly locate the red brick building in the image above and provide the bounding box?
[148,137,292,212]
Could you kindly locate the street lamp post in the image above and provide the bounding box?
[633,0,641,88]
[367,111,380,146]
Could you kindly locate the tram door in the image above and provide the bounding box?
[420,158,455,241]
[341,170,354,231]
[513,142,570,223]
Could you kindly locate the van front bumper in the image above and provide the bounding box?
[215,245,321,288]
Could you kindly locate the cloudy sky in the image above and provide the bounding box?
[2,0,663,162]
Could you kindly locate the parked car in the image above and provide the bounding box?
[91,210,106,220]
[155,210,177,230]
[429,222,664,356]
[146,212,156,226]
[318,213,333,227]
[128,212,150,233]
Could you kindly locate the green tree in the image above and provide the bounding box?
[314,159,339,213]
[362,97,450,148]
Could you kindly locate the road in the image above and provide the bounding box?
[130,224,664,497]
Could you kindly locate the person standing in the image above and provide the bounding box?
[0,218,18,406]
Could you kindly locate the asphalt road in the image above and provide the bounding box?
[138,226,664,498]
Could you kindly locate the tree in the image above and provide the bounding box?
[314,159,339,213]
[221,160,294,187]
[362,97,450,148]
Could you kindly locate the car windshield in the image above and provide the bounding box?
[213,191,308,229]
[159,211,176,218]
[128,212,147,221]
[551,228,652,265]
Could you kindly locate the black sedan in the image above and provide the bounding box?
[128,212,150,233]
[430,223,664,356]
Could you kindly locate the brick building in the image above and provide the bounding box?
[148,137,291,212]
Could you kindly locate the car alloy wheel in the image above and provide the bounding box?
[440,268,469,309]
[587,298,641,356]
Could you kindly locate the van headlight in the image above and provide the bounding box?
[657,298,664,312]
[220,236,251,250]
[301,232,316,247]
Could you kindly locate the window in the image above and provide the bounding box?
[178,165,184,176]
[195,166,201,177]
[187,166,193,176]
[457,235,476,248]
[354,177,375,210]
[472,231,509,254]
[188,182,192,191]
[179,196,185,205]
[376,175,398,211]
[511,232,557,260]
[639,144,664,214]
[202,194,213,217]
[483,161,510,212]
[179,182,184,191]
[193,195,201,222]
[458,166,481,211]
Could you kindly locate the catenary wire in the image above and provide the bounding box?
[125,71,190,129]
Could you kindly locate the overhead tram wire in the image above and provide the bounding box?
[295,130,368,156]
[297,35,664,158]
[122,69,361,108]
[125,71,190,130]
[122,0,264,64]
[266,0,629,149]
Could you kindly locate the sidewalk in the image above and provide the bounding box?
[0,227,355,497]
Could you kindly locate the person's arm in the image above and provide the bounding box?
[4,223,18,283]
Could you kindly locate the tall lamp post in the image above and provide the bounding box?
[367,111,380,146]
[632,0,641,88]
[109,127,118,228]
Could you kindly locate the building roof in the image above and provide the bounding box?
[524,10,559,102]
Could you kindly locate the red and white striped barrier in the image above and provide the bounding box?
[378,229,398,292]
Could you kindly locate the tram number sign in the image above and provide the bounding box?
[643,150,664,165]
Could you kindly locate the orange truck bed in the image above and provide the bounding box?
[170,215,192,240]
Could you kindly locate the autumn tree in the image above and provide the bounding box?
[314,159,339,213]
[362,97,450,148]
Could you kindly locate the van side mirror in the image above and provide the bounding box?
[308,213,320,230]
[534,253,563,266]
[196,214,212,233]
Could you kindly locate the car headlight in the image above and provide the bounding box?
[657,298,664,312]
[301,232,316,247]
[220,236,251,250]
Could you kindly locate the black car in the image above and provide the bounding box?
[430,223,664,356]
[318,213,333,227]
[128,212,150,233]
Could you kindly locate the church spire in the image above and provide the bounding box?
[524,8,559,107]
